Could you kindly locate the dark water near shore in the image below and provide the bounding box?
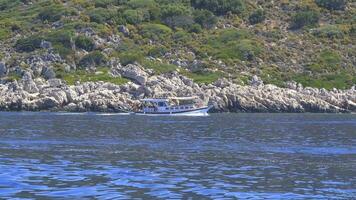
[0,112,355,199]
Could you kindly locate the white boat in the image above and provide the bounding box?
[135,96,213,116]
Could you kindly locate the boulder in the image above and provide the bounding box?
[0,62,8,77]
[118,64,148,85]
[42,67,56,80]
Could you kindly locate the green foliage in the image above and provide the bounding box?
[312,25,344,39]
[122,9,149,24]
[79,51,108,68]
[60,68,129,85]
[75,35,95,51]
[218,40,263,61]
[193,9,218,28]
[148,46,168,57]
[0,0,21,11]
[38,6,62,22]
[88,8,116,24]
[249,9,265,25]
[206,29,262,61]
[317,50,341,71]
[142,60,177,74]
[191,0,245,15]
[119,51,144,65]
[315,0,347,10]
[292,72,356,90]
[15,35,43,52]
[0,28,11,40]
[182,70,223,84]
[290,10,319,29]
[45,30,73,49]
[140,23,172,40]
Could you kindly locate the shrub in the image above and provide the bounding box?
[75,35,95,51]
[15,35,43,52]
[148,46,168,57]
[164,15,195,29]
[45,30,73,49]
[312,25,344,39]
[315,0,347,10]
[217,39,263,61]
[249,9,266,25]
[193,9,218,29]
[123,9,149,24]
[88,8,116,24]
[140,23,172,40]
[191,0,245,15]
[318,50,341,70]
[79,51,108,68]
[119,51,144,65]
[290,10,319,29]
[142,60,177,74]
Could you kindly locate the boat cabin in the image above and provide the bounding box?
[140,97,198,114]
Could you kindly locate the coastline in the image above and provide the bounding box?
[1,63,355,113]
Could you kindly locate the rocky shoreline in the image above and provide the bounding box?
[0,61,355,113]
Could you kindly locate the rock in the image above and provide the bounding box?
[250,75,264,86]
[48,78,63,88]
[118,64,148,85]
[42,67,56,79]
[40,40,52,49]
[0,62,8,77]
[118,25,130,36]
[21,71,39,93]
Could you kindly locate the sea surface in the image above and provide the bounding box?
[0,112,355,199]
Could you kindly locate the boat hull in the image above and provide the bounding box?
[134,106,213,116]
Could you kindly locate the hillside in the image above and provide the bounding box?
[0,0,355,90]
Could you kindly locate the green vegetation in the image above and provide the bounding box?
[79,51,108,68]
[0,0,354,89]
[191,0,245,15]
[75,35,95,51]
[182,70,223,84]
[58,68,129,85]
[290,10,320,29]
[315,0,347,11]
[249,9,265,25]
[143,60,177,75]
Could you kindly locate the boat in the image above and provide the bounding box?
[135,96,213,116]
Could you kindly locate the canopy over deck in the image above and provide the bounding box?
[140,96,198,103]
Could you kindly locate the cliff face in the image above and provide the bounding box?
[0,0,355,112]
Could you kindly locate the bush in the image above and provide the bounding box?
[319,50,341,70]
[148,46,168,57]
[122,9,149,24]
[119,51,144,65]
[15,35,43,52]
[249,9,265,25]
[191,0,245,15]
[79,51,108,68]
[142,60,177,74]
[193,9,218,29]
[75,35,95,51]
[140,23,172,40]
[88,8,116,24]
[312,25,344,39]
[45,30,73,48]
[217,39,263,61]
[315,0,347,10]
[290,10,319,29]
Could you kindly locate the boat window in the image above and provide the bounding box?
[158,102,165,107]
